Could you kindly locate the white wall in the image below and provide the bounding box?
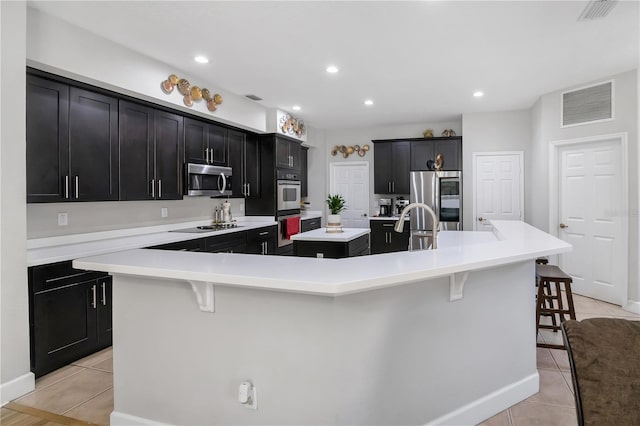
[461,110,532,230]
[27,198,246,239]
[324,121,463,215]
[304,127,327,222]
[27,8,267,133]
[0,0,34,403]
[529,69,639,306]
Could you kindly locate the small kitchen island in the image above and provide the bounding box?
[74,221,570,426]
[291,227,370,258]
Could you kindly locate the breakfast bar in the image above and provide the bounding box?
[74,221,571,425]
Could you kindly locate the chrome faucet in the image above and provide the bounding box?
[394,202,439,250]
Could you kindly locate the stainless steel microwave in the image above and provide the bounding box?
[185,163,232,197]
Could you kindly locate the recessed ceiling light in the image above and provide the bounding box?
[326,65,339,74]
[194,56,209,64]
[473,91,484,98]
[292,105,301,111]
[364,99,374,106]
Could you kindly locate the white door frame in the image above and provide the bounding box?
[329,161,370,220]
[472,151,524,231]
[549,132,629,304]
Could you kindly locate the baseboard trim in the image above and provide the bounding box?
[111,411,172,426]
[428,372,539,425]
[0,372,35,406]
[624,299,640,314]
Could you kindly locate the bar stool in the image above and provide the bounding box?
[536,264,576,349]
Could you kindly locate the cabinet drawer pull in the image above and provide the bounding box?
[382,224,394,227]
[101,282,107,306]
[259,231,269,236]
[91,285,97,309]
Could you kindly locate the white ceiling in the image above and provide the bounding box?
[28,1,639,130]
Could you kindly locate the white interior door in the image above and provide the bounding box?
[557,139,626,305]
[473,153,523,231]
[329,162,370,228]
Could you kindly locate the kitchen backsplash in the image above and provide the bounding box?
[27,197,246,239]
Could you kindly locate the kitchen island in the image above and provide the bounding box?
[74,221,571,425]
[291,227,370,258]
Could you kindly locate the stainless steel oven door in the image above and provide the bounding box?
[277,180,301,211]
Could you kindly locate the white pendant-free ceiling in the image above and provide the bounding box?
[28,1,639,130]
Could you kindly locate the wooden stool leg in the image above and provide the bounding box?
[564,279,576,320]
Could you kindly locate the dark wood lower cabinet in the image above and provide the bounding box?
[29,262,112,378]
[370,220,410,254]
[246,226,277,255]
[301,217,321,232]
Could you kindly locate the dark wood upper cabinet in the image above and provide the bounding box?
[410,137,462,171]
[68,88,119,201]
[228,128,260,198]
[154,110,184,200]
[119,101,155,200]
[26,75,69,202]
[119,101,183,201]
[373,141,410,194]
[276,137,301,170]
[27,75,118,202]
[184,118,226,165]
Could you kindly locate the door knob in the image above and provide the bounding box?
[560,223,568,229]
[478,217,484,222]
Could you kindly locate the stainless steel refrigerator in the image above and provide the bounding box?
[409,171,462,250]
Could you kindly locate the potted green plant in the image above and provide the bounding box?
[326,194,346,226]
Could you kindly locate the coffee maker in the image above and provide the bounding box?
[396,198,409,215]
[379,198,392,217]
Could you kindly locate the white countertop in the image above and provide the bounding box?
[369,216,409,221]
[28,217,276,267]
[300,210,322,220]
[74,221,571,297]
[291,227,370,242]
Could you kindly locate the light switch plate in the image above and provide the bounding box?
[58,212,68,226]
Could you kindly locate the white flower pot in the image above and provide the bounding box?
[327,214,341,226]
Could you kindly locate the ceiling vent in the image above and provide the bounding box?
[561,81,613,127]
[578,0,618,20]
[245,94,263,101]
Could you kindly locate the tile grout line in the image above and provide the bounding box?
[61,386,114,417]
[21,366,89,398]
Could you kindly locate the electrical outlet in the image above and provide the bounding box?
[161,207,168,218]
[57,212,68,226]
[238,381,258,410]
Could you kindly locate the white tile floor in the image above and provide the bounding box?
[13,294,639,426]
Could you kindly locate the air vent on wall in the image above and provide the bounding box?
[578,0,618,20]
[561,81,613,127]
[245,94,263,101]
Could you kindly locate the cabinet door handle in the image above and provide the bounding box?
[247,183,251,197]
[64,175,70,199]
[205,148,210,164]
[158,179,162,198]
[388,182,391,193]
[151,179,155,198]
[101,281,107,306]
[392,181,395,193]
[75,176,79,199]
[210,149,214,164]
[91,284,97,309]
